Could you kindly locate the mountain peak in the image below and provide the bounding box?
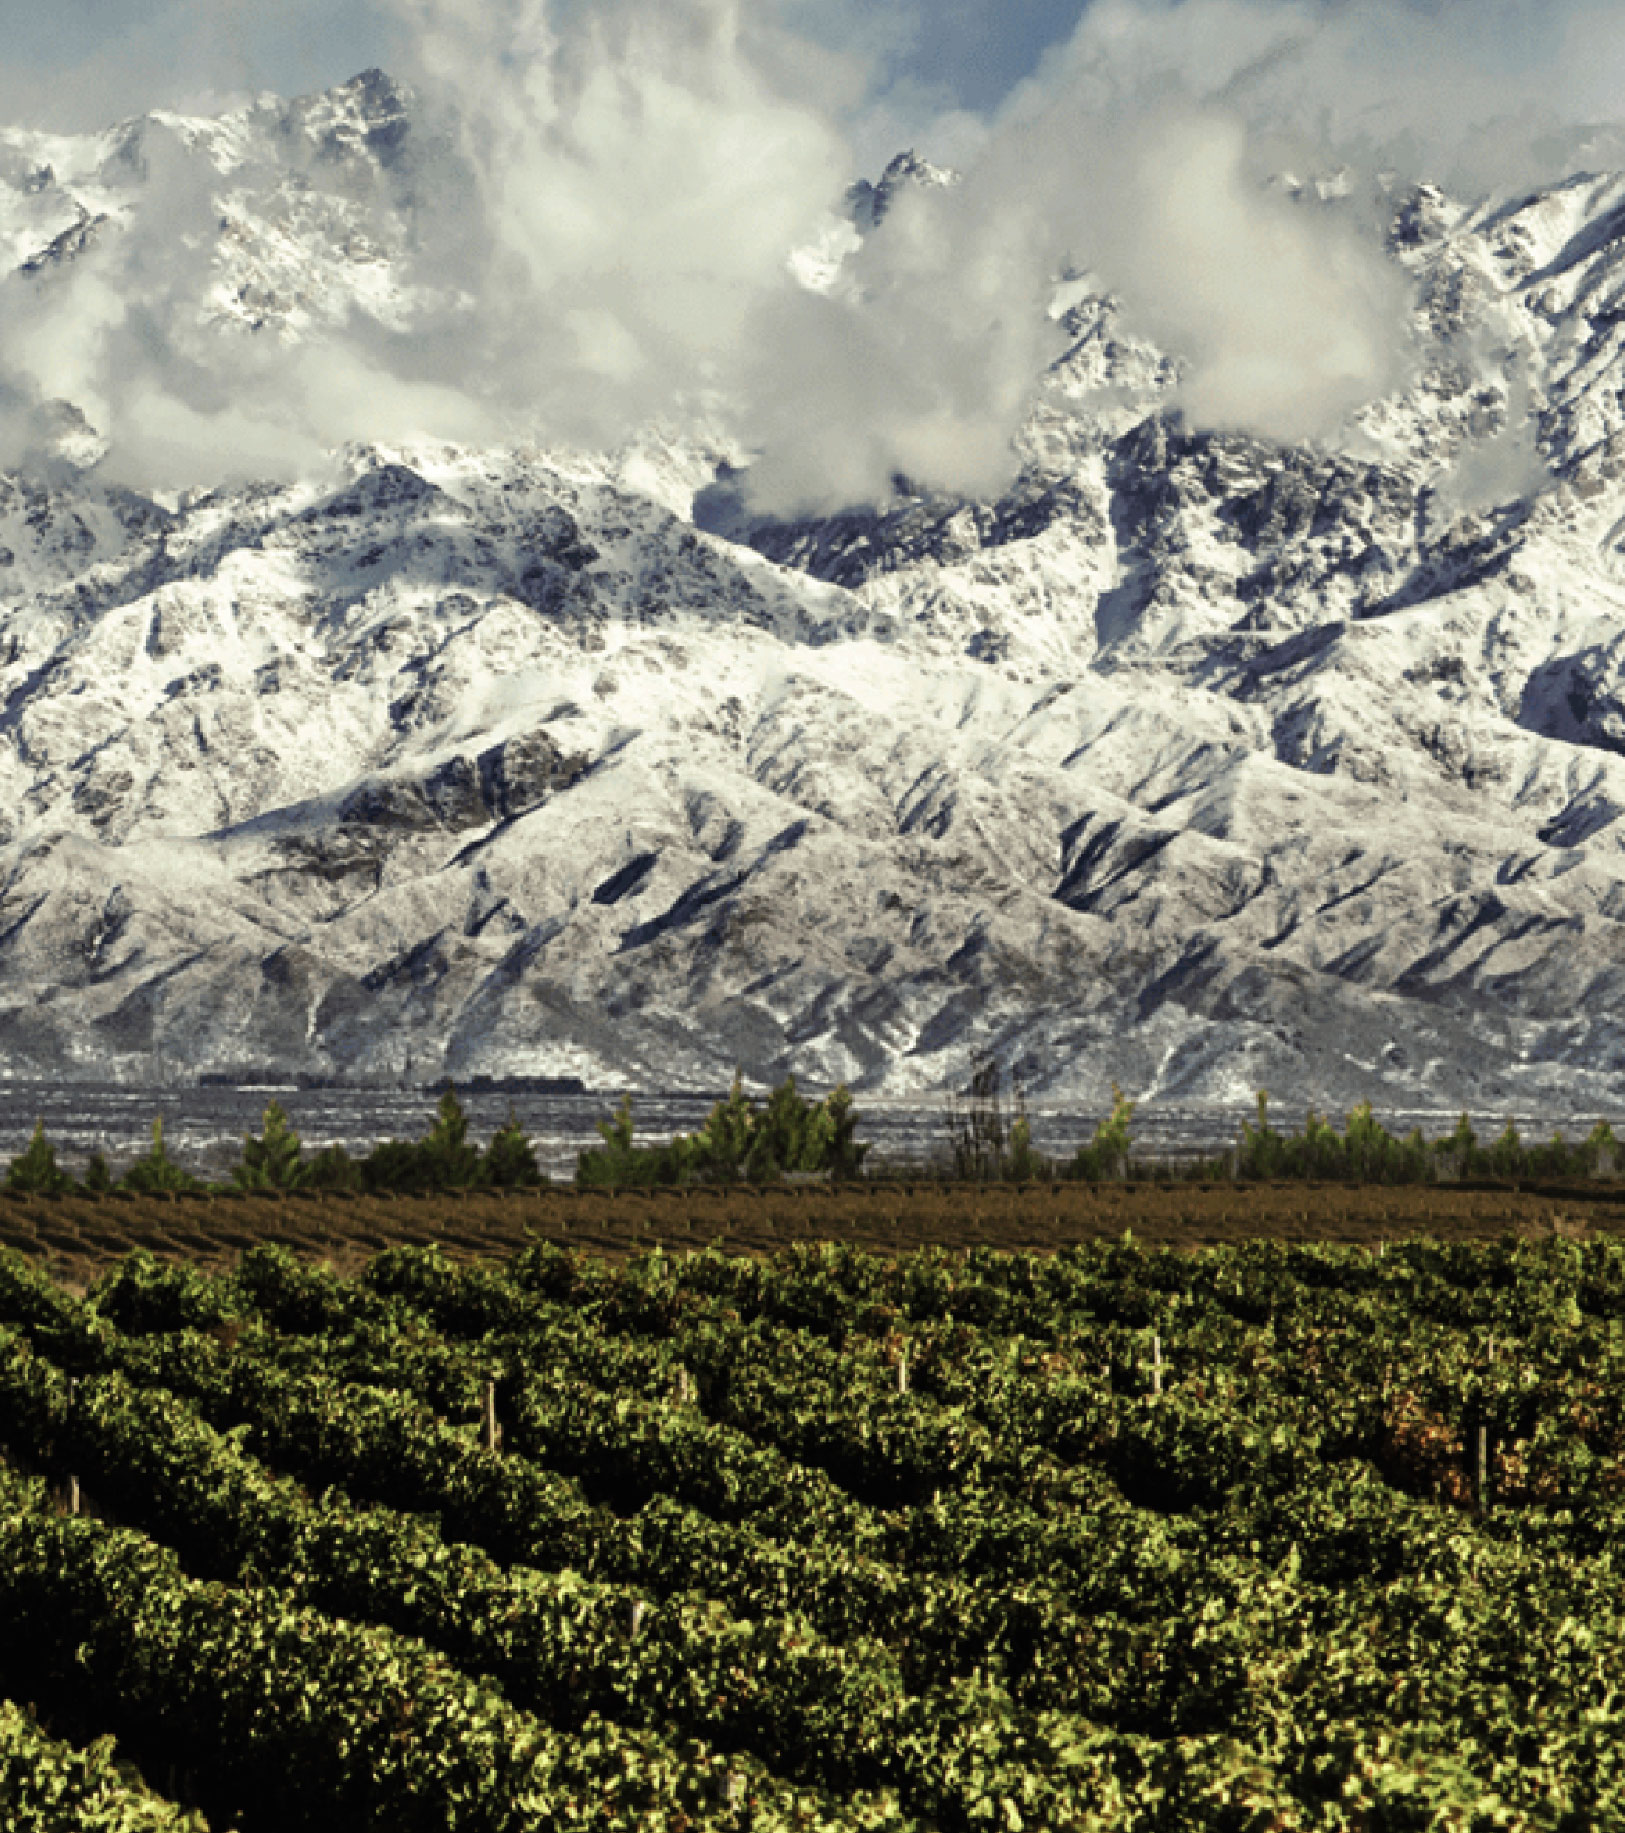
[846,148,961,231]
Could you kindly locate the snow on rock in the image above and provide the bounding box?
[7,78,1625,1105]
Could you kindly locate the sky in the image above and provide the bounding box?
[1,0,1622,508]
[0,0,1091,134]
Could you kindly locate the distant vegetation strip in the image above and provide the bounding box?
[6,1069,1625,1197]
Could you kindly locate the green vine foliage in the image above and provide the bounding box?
[7,1238,1625,1824]
[0,1698,204,1831]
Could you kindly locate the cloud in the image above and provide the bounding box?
[738,0,1625,513]
[1,0,1623,510]
[0,0,408,132]
[1031,0,1625,195]
[740,3,1412,512]
[379,0,853,446]
[0,0,856,490]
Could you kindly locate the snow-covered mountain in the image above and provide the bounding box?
[7,69,1625,1105]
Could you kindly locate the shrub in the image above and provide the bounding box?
[304,1145,363,1193]
[6,1122,73,1196]
[1224,1095,1435,1184]
[687,1074,868,1183]
[1342,1101,1430,1184]
[574,1096,681,1189]
[1233,1090,1292,1181]
[1526,1129,1581,1181]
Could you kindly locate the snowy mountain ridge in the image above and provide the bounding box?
[5,72,1625,1105]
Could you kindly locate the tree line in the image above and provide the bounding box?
[5,1069,1623,1194]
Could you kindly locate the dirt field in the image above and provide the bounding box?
[0,1177,1620,1285]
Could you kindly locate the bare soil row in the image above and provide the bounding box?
[0,1178,1619,1285]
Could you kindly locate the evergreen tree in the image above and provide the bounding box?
[121,1116,205,1195]
[576,1097,681,1188]
[484,1109,542,1188]
[691,1074,759,1182]
[361,1086,485,1193]
[232,1101,308,1192]
[1434,1113,1479,1181]
[422,1086,483,1188]
[305,1144,363,1193]
[6,1121,72,1195]
[820,1085,867,1180]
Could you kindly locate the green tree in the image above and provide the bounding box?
[1235,1089,1290,1181]
[421,1086,483,1189]
[1584,1120,1619,1178]
[6,1121,73,1196]
[576,1096,684,1189]
[1069,1085,1135,1183]
[801,1084,867,1180]
[1434,1113,1479,1182]
[576,1077,868,1187]
[484,1109,542,1188]
[690,1074,759,1182]
[361,1087,485,1193]
[231,1101,308,1193]
[1487,1119,1525,1181]
[304,1144,363,1193]
[121,1116,205,1195]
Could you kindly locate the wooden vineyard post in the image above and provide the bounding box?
[897,1349,909,1396]
[65,1378,79,1516]
[481,1379,501,1454]
[1477,1422,1489,1514]
[630,1600,646,1639]
[675,1365,693,1405]
[1152,1334,1163,1399]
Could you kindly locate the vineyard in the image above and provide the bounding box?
[0,1223,1623,1828]
[0,1179,1619,1288]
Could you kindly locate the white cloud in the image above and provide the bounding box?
[1,0,1623,508]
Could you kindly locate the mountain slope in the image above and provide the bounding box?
[3,76,1625,1102]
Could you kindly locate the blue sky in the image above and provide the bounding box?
[0,0,1091,127]
[2,0,408,120]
